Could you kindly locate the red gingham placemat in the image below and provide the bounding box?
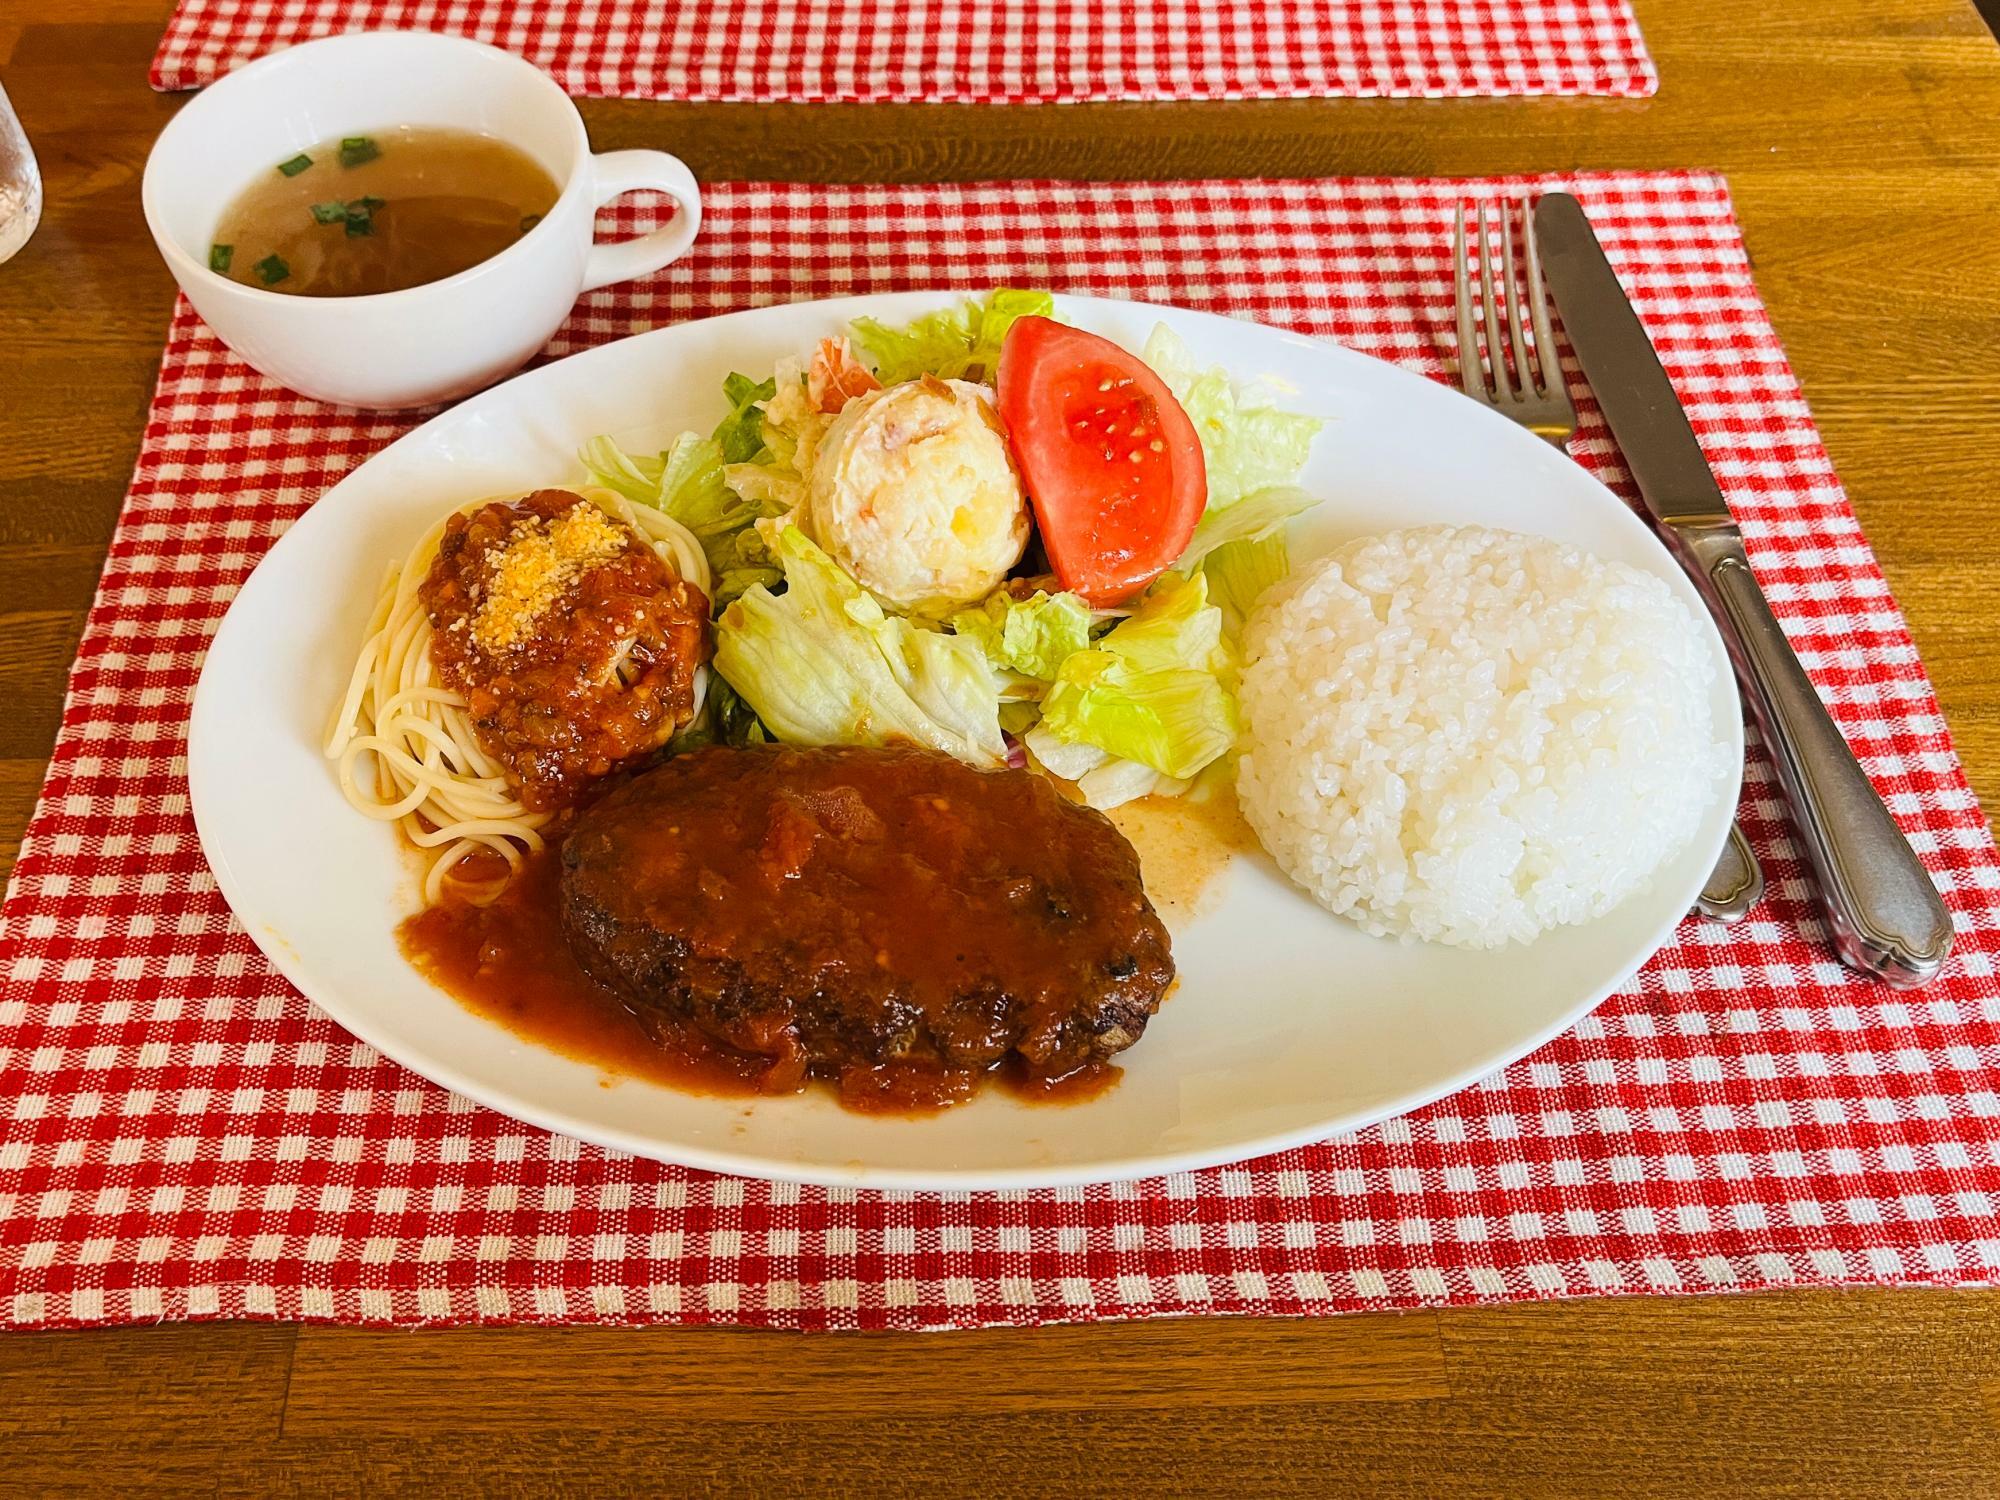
[149,0,1658,102]
[4,172,1998,1331]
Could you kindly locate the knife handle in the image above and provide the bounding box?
[1675,527,1954,987]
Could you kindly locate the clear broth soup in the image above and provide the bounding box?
[209,125,561,297]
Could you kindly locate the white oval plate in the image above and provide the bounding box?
[189,293,1741,1189]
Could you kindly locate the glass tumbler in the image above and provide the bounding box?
[0,78,43,265]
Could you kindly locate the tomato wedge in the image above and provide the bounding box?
[995,317,1206,604]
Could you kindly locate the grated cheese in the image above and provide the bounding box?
[470,502,631,654]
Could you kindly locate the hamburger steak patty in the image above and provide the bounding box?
[559,744,1174,1097]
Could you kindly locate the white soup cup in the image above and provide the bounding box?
[142,31,702,410]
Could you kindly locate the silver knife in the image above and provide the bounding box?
[1533,192,1953,989]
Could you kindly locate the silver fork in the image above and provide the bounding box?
[1454,202,1576,444]
[1452,200,1764,926]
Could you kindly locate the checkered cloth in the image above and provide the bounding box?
[149,0,1657,102]
[3,173,1997,1331]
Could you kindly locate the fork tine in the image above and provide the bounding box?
[1500,208,1534,396]
[1453,205,1482,399]
[1477,204,1514,402]
[1522,200,1559,391]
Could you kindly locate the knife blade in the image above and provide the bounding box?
[1532,192,1953,988]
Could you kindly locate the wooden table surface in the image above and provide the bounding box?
[5,0,2000,1492]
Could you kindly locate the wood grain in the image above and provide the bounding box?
[9,1291,2000,1493]
[0,1323,297,1444]
[4,0,2000,1491]
[284,1315,1451,1430]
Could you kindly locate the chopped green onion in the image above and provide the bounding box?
[209,244,233,273]
[356,195,386,211]
[254,254,289,285]
[338,136,380,168]
[518,213,542,234]
[276,153,313,177]
[344,213,374,238]
[309,200,348,224]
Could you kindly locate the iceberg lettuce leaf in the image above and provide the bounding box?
[1177,485,1317,572]
[1035,571,1236,779]
[714,526,1006,765]
[1142,325,1323,509]
[949,588,1093,681]
[1204,534,1291,635]
[1094,569,1226,674]
[849,288,1056,385]
[1037,651,1236,781]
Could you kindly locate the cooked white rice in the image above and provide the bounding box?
[1236,525,1728,948]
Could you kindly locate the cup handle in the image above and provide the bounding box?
[580,149,703,293]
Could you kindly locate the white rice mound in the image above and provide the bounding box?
[1236,525,1729,949]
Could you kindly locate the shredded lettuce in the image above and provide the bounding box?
[949,589,1093,681]
[1039,654,1236,781]
[1035,572,1236,780]
[580,431,782,609]
[1204,534,1291,635]
[1173,485,1317,634]
[714,372,777,464]
[714,526,1006,766]
[1092,570,1225,674]
[998,699,1042,737]
[1022,723,1187,810]
[1080,758,1188,810]
[1140,324,1326,638]
[704,674,770,747]
[653,433,731,524]
[1178,485,1317,572]
[1023,724,1109,781]
[702,534,783,611]
[580,429,744,540]
[1143,325,1323,510]
[718,358,822,516]
[578,434,666,506]
[848,288,1055,385]
[670,673,769,752]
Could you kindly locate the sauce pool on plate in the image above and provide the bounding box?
[1107,784,1258,929]
[399,782,1250,1114]
[401,842,1127,1114]
[209,125,560,296]
[401,850,779,1099]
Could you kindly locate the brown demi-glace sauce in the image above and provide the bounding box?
[560,746,1173,1100]
[401,750,1250,1115]
[401,846,1123,1113]
[404,849,775,1097]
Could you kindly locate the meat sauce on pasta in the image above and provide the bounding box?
[421,490,710,811]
